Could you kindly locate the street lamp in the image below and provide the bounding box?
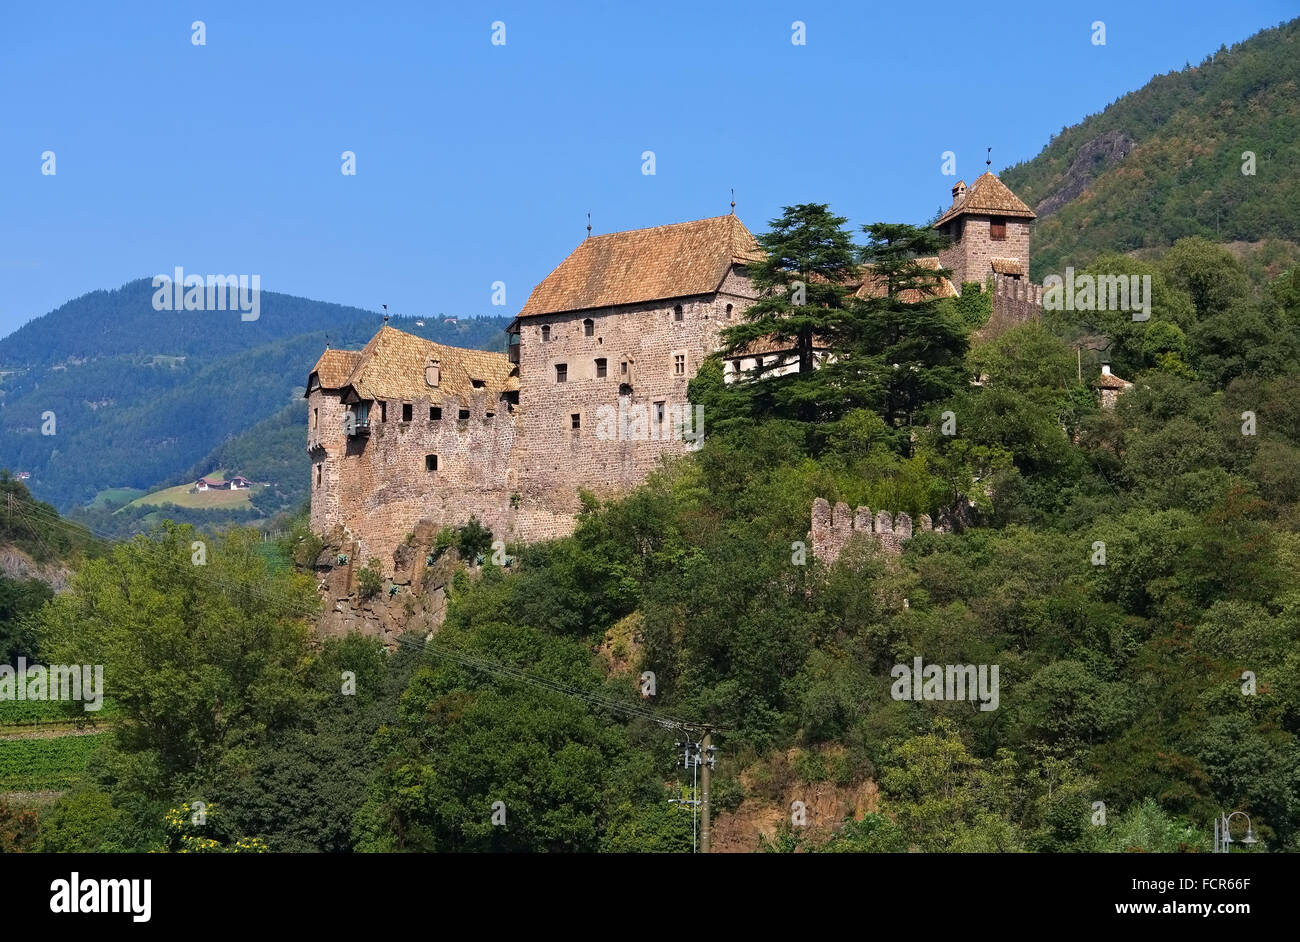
[1214,811,1259,853]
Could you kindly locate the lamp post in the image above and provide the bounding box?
[1213,811,1259,853]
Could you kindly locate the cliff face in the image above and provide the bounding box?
[310,520,462,647]
[1031,129,1136,219]
[0,544,71,593]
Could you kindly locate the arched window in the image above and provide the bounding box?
[541,324,551,341]
[583,318,594,337]
[673,304,683,322]
[725,303,733,318]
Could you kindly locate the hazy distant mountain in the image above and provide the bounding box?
[0,278,509,511]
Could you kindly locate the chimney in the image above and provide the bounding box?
[951,180,967,203]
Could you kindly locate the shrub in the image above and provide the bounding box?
[356,558,384,599]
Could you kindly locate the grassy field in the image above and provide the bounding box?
[86,486,146,508]
[0,733,106,791]
[125,470,254,510]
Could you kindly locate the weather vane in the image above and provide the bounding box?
[987,147,992,169]
[586,212,592,238]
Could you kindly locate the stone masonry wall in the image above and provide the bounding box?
[309,384,522,571]
[938,216,1031,287]
[309,264,758,572]
[510,264,757,516]
[976,274,1044,342]
[810,497,945,565]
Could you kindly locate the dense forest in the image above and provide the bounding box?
[1001,17,1300,281]
[4,200,1298,853]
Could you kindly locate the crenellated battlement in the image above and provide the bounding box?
[810,497,948,565]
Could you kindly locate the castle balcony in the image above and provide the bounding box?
[346,402,372,437]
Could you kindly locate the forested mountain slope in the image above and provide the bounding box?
[1002,17,1300,280]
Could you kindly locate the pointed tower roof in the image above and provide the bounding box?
[517,215,763,318]
[934,171,1036,228]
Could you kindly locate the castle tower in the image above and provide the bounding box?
[934,171,1035,288]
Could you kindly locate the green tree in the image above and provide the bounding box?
[845,224,968,431]
[1160,237,1250,320]
[720,203,858,379]
[38,523,319,842]
[36,788,127,852]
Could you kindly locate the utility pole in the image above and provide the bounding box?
[670,727,719,853]
[701,731,713,853]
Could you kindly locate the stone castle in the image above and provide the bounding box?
[307,172,1038,574]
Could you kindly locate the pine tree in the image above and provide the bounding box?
[720,204,858,378]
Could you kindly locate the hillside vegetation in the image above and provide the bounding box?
[1002,17,1300,281]
[8,208,1298,853]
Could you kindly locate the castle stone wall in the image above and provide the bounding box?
[938,216,1031,287]
[511,264,757,514]
[309,386,520,569]
[310,265,757,572]
[810,497,941,565]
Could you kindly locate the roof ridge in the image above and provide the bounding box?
[518,214,760,318]
[586,214,739,240]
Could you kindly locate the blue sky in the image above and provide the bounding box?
[1,0,1294,339]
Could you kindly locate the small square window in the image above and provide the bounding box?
[430,406,442,420]
[402,403,413,422]
[425,454,438,471]
[571,413,581,430]
[556,363,568,383]
[595,357,607,378]
[458,408,470,420]
[990,217,1007,241]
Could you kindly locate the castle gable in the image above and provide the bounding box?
[308,349,363,391]
[518,215,762,318]
[934,171,1036,227]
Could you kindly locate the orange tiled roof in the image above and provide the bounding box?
[853,257,959,302]
[990,257,1026,276]
[934,171,1036,227]
[312,326,517,403]
[309,349,363,388]
[518,215,763,318]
